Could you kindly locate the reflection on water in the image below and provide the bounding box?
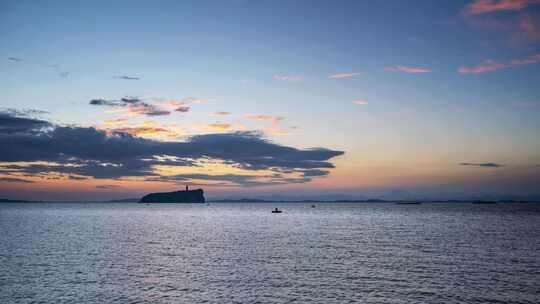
[1,202,539,303]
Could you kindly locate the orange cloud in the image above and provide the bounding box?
[384,65,431,73]
[206,123,232,132]
[97,120,185,140]
[245,114,285,124]
[352,99,368,105]
[210,111,231,116]
[329,72,360,79]
[463,0,540,15]
[459,53,540,74]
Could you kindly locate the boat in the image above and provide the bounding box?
[271,208,282,213]
[311,205,316,208]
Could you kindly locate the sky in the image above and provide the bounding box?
[1,0,539,200]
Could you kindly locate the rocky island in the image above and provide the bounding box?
[139,186,205,203]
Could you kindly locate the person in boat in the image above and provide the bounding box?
[272,207,282,213]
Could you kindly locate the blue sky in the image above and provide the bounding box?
[1,0,539,200]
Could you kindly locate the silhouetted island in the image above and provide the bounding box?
[139,186,205,203]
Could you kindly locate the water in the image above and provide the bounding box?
[1,202,539,304]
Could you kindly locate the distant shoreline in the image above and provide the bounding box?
[2,198,539,204]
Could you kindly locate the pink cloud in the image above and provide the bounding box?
[352,99,368,106]
[245,114,285,124]
[464,12,540,46]
[459,53,540,74]
[384,65,431,74]
[463,0,540,15]
[512,14,540,44]
[329,72,360,79]
[458,59,508,74]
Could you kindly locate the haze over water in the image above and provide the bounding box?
[1,202,539,304]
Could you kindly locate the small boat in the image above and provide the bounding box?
[311,205,316,208]
[271,208,282,213]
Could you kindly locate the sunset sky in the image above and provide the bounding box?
[1,0,539,200]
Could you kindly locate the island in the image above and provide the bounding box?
[139,186,205,203]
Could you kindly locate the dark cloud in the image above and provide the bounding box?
[0,111,344,185]
[0,111,51,134]
[139,107,170,116]
[96,185,120,189]
[114,75,140,80]
[90,99,117,106]
[175,106,190,112]
[301,169,329,177]
[120,97,142,104]
[7,57,22,62]
[460,162,504,168]
[89,97,171,116]
[0,177,34,183]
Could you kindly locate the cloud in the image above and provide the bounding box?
[4,108,49,116]
[463,0,540,15]
[155,100,192,113]
[125,103,170,117]
[148,173,312,187]
[183,97,208,104]
[58,72,70,78]
[273,75,304,82]
[459,53,540,74]
[206,123,232,132]
[0,111,51,134]
[97,120,185,140]
[210,112,231,117]
[175,106,190,113]
[120,97,142,104]
[89,96,171,117]
[245,114,285,124]
[96,185,121,189]
[7,57,22,62]
[301,169,329,177]
[0,176,34,183]
[460,162,504,167]
[329,72,360,79]
[384,65,431,73]
[114,75,140,80]
[90,99,116,106]
[0,111,344,183]
[512,14,540,44]
[352,99,368,106]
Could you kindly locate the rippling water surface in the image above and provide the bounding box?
[1,202,539,303]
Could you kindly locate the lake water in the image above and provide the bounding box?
[1,202,539,303]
